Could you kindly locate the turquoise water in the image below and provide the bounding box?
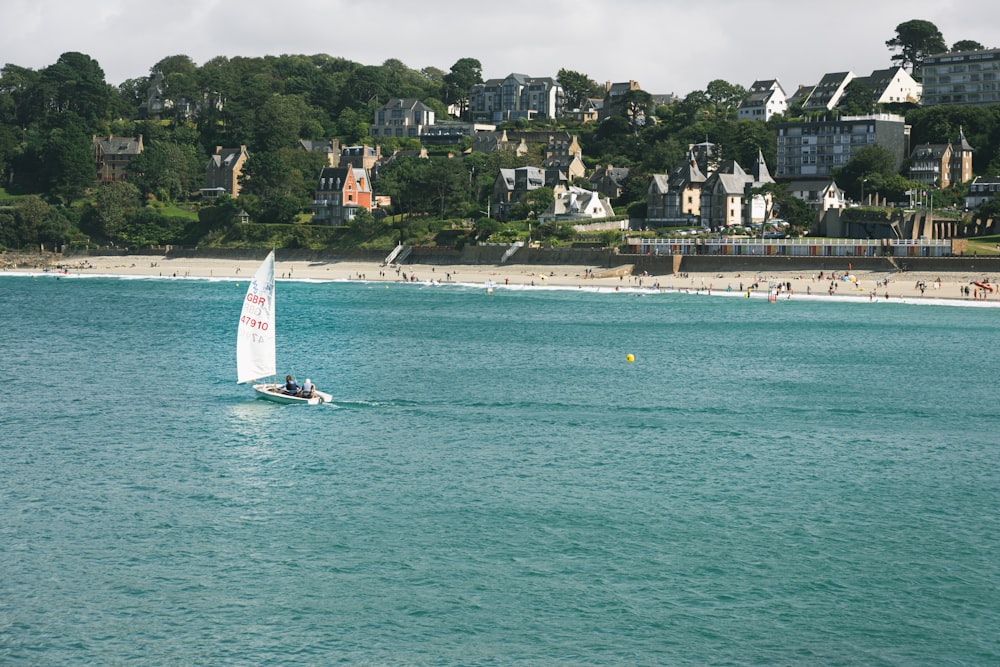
[2,274,998,665]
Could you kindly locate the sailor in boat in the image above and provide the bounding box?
[281,375,300,395]
[300,378,315,399]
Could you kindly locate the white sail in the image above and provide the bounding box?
[236,251,276,384]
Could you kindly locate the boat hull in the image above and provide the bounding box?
[253,383,334,405]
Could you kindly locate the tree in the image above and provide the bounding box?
[5,195,72,249]
[37,52,115,124]
[472,216,501,241]
[886,20,947,74]
[254,94,318,151]
[333,107,369,144]
[675,89,711,122]
[557,69,602,110]
[537,219,575,242]
[952,40,985,52]
[116,76,149,112]
[0,64,41,127]
[617,89,654,135]
[348,208,386,238]
[974,198,1000,222]
[128,140,202,202]
[705,79,748,118]
[835,145,899,200]
[0,124,20,185]
[442,58,482,119]
[93,181,142,242]
[37,112,94,202]
[151,55,200,120]
[523,186,554,219]
[837,80,876,116]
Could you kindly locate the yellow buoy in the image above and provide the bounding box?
[626,354,635,363]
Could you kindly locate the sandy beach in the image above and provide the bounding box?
[6,253,1000,304]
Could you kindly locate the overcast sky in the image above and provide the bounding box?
[4,0,998,97]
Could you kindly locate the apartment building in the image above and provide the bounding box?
[468,73,563,122]
[920,48,1000,107]
[775,114,909,179]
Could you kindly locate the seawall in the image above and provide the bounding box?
[25,246,1000,275]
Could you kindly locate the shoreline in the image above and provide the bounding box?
[5,253,1000,305]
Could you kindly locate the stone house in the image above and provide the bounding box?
[339,145,381,171]
[908,128,974,188]
[590,164,630,200]
[203,145,249,198]
[493,166,562,219]
[600,80,642,121]
[93,135,144,183]
[298,139,341,167]
[646,148,708,227]
[369,98,436,139]
[542,134,586,182]
[699,152,774,227]
[470,130,529,156]
[565,98,603,123]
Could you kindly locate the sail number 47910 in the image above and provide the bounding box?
[241,315,269,331]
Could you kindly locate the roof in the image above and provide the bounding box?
[317,167,353,186]
[787,84,815,106]
[802,71,854,109]
[784,179,840,193]
[209,146,246,169]
[741,79,785,107]
[714,173,751,195]
[299,139,337,153]
[911,144,951,159]
[94,136,142,155]
[751,150,773,184]
[379,98,434,112]
[351,168,371,191]
[668,155,706,187]
[955,127,974,151]
[649,174,670,194]
[591,165,630,187]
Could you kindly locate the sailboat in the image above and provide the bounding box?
[236,250,333,405]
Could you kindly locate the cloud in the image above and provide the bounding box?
[3,0,999,97]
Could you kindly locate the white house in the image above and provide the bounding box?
[858,67,922,105]
[539,187,615,222]
[738,80,788,121]
[784,180,847,215]
[965,175,1000,209]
